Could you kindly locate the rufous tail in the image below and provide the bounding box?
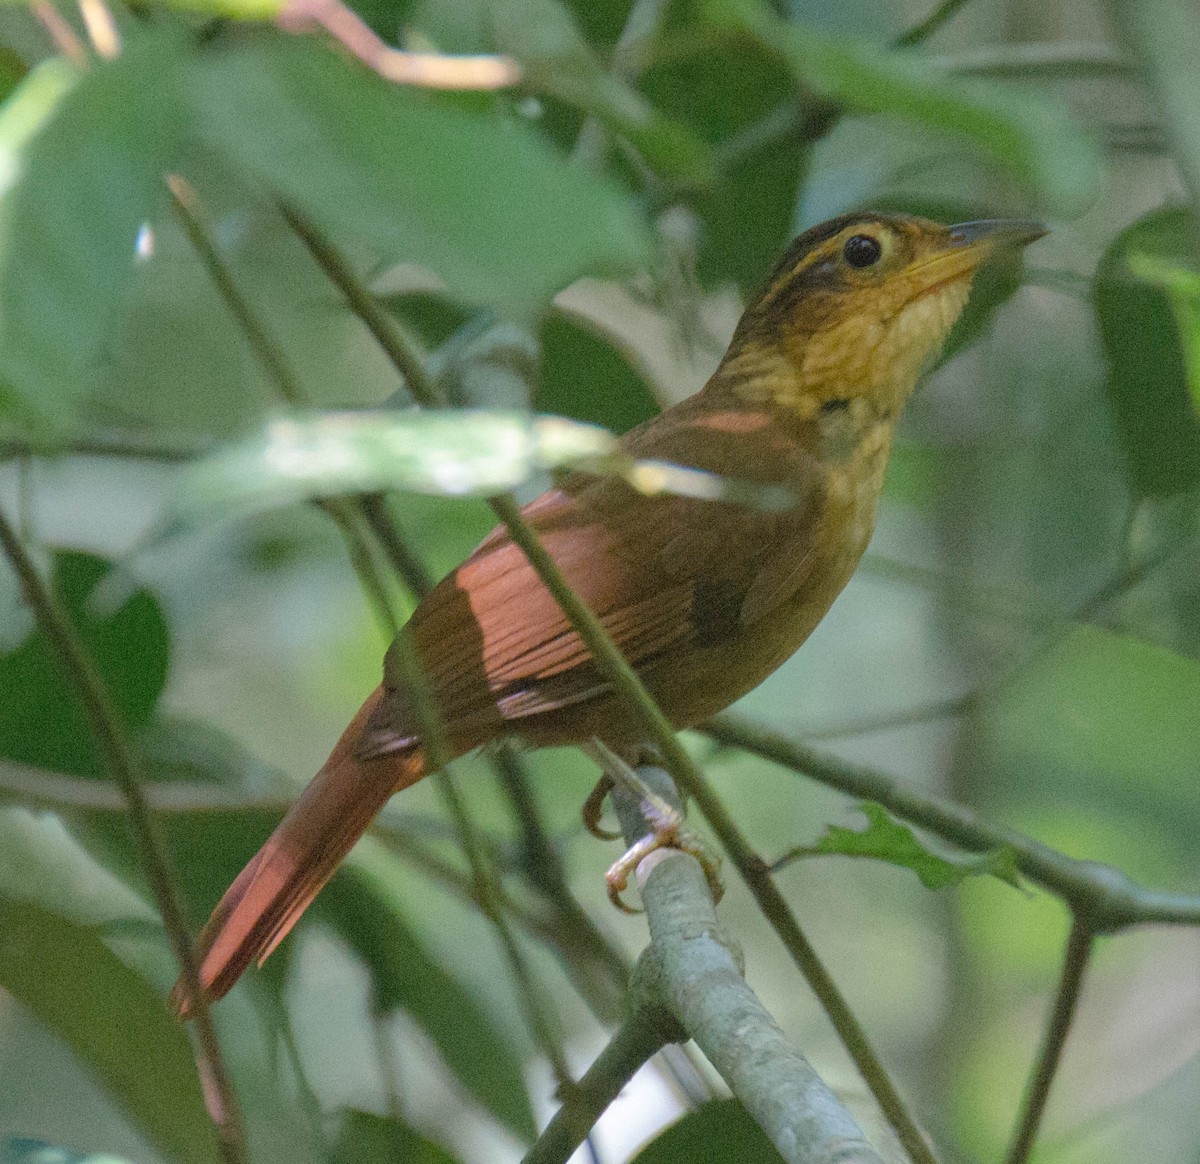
[172,686,424,1017]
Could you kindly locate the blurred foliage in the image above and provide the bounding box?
[0,0,1195,1161]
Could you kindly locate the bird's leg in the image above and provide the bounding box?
[585,739,723,913]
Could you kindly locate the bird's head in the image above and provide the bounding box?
[722,212,1046,418]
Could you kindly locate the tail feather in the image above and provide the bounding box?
[172,687,426,1017]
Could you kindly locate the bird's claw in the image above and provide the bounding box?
[581,773,621,840]
[588,744,724,907]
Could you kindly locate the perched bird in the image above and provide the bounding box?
[173,211,1044,1016]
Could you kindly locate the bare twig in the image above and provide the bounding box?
[171,186,576,1091]
[931,41,1132,80]
[279,202,439,405]
[0,512,247,1162]
[703,714,1200,930]
[30,0,86,62]
[77,0,119,58]
[168,175,306,407]
[278,0,520,89]
[1004,921,1095,1164]
[895,0,972,48]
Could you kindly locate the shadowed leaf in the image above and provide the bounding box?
[1094,206,1200,496]
[0,897,218,1164]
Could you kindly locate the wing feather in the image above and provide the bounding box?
[364,400,828,755]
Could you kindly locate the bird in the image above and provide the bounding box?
[172,211,1045,1016]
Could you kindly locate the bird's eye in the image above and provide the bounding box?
[843,234,882,269]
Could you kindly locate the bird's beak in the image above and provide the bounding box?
[905,219,1047,296]
[947,219,1048,252]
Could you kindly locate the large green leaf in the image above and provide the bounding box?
[0,897,218,1164]
[317,841,537,1143]
[631,1098,784,1163]
[171,410,615,523]
[185,38,652,311]
[1094,207,1200,496]
[0,552,171,777]
[332,1109,460,1164]
[0,37,187,431]
[708,0,1100,215]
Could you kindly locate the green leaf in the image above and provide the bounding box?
[630,1098,784,1163]
[785,803,1021,890]
[0,552,170,777]
[169,408,796,531]
[485,0,714,184]
[1093,207,1200,496]
[172,410,616,522]
[318,841,537,1142]
[185,38,652,310]
[1125,251,1200,416]
[0,37,187,430]
[0,897,218,1164]
[332,1109,460,1164]
[537,310,659,433]
[710,0,1100,215]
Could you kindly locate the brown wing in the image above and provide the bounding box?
[358,398,826,757]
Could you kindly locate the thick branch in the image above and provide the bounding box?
[528,768,888,1164]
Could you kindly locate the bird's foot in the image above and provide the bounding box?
[585,739,723,913]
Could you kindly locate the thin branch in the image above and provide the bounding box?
[0,511,248,1162]
[168,176,307,408]
[176,180,576,1092]
[0,431,209,463]
[491,744,633,1021]
[895,0,972,48]
[30,0,87,63]
[1004,921,1095,1164]
[356,492,435,596]
[483,493,937,1164]
[523,995,680,1164]
[931,41,1132,80]
[703,714,1200,930]
[809,524,1195,742]
[77,0,119,58]
[572,0,672,168]
[277,0,521,90]
[278,201,439,406]
[279,209,643,1024]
